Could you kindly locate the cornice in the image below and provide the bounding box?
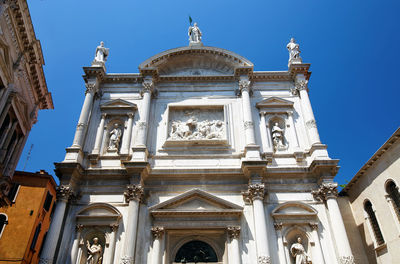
[288,63,311,80]
[341,127,400,195]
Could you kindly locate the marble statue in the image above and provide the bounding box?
[188,22,202,44]
[86,237,103,264]
[108,124,122,150]
[287,38,302,65]
[271,122,284,149]
[290,237,311,264]
[92,41,109,66]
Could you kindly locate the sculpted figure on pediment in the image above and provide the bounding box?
[188,22,202,44]
[287,38,302,65]
[92,41,109,66]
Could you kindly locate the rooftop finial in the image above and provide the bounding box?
[188,22,203,46]
[287,37,302,67]
[92,41,109,67]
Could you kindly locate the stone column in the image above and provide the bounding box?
[72,83,97,148]
[40,185,74,264]
[120,184,144,264]
[242,184,270,264]
[0,120,17,151]
[121,113,134,154]
[295,77,321,145]
[70,224,83,264]
[259,112,272,153]
[309,223,325,264]
[136,80,154,147]
[227,226,241,264]
[286,111,300,149]
[274,223,287,264]
[107,225,118,264]
[92,113,107,154]
[239,79,256,146]
[312,183,354,264]
[151,226,165,264]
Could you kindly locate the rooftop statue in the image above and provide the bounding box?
[287,38,302,66]
[188,22,202,46]
[92,41,109,67]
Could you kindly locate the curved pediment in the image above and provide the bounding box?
[272,201,317,219]
[139,46,253,76]
[76,203,121,226]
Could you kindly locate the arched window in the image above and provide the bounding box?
[0,213,8,238]
[386,180,400,220]
[364,201,385,245]
[175,240,218,263]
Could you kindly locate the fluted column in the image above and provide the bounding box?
[239,79,256,146]
[107,225,118,264]
[295,77,320,145]
[72,83,97,148]
[274,223,287,264]
[151,226,165,264]
[227,226,241,264]
[92,113,107,154]
[136,79,154,147]
[40,185,75,264]
[120,184,144,264]
[242,184,270,264]
[70,224,83,264]
[312,183,354,264]
[309,223,325,264]
[121,113,134,154]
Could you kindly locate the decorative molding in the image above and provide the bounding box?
[151,226,165,239]
[124,184,144,202]
[339,256,355,264]
[227,226,241,239]
[120,256,134,264]
[242,184,265,204]
[312,182,338,201]
[258,256,271,264]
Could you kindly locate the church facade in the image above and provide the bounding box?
[40,27,354,264]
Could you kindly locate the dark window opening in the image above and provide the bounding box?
[0,214,7,237]
[364,201,385,245]
[175,240,218,263]
[43,191,53,211]
[30,223,41,250]
[0,114,10,139]
[386,181,400,219]
[7,183,20,203]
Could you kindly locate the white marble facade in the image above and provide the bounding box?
[40,35,354,264]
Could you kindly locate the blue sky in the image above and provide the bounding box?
[18,0,400,187]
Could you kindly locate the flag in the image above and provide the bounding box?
[189,15,193,25]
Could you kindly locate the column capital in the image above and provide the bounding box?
[151,226,165,239]
[238,79,251,95]
[339,256,355,264]
[111,224,119,232]
[258,256,271,264]
[273,222,283,230]
[141,79,157,97]
[243,121,254,130]
[85,82,97,95]
[312,182,338,201]
[120,256,134,264]
[242,183,265,204]
[227,226,241,239]
[56,185,75,202]
[75,224,84,232]
[101,113,107,119]
[124,184,144,202]
[309,222,319,230]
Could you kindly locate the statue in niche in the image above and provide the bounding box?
[188,22,202,44]
[92,41,109,65]
[290,237,311,264]
[271,122,285,150]
[86,237,103,264]
[108,123,122,151]
[287,38,302,65]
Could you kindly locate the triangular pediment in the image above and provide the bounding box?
[256,97,294,109]
[100,99,137,110]
[272,202,317,219]
[150,189,242,217]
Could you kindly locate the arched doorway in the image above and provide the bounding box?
[174,240,218,263]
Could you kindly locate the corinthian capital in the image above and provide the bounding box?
[238,79,251,93]
[56,185,75,202]
[124,184,144,202]
[142,79,154,93]
[151,226,165,239]
[227,226,241,239]
[312,182,338,201]
[295,79,308,91]
[85,82,97,95]
[242,183,265,204]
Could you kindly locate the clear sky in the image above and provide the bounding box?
[18,0,400,187]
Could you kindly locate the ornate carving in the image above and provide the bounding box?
[295,79,308,91]
[309,223,319,230]
[151,226,165,239]
[107,123,122,152]
[239,80,251,93]
[124,184,144,202]
[287,38,302,65]
[258,256,271,264]
[312,182,338,201]
[188,22,202,45]
[274,222,283,230]
[76,224,84,232]
[339,256,355,264]
[85,83,96,94]
[291,237,311,264]
[290,87,299,96]
[242,184,265,204]
[243,121,254,130]
[56,185,74,201]
[271,122,286,151]
[111,224,119,232]
[227,226,241,239]
[306,119,317,129]
[38,259,53,264]
[142,79,154,94]
[120,256,134,264]
[92,41,109,66]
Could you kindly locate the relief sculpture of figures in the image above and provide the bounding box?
[86,237,103,264]
[271,122,285,150]
[188,22,202,44]
[287,38,302,65]
[108,123,122,151]
[290,237,311,264]
[92,41,109,66]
